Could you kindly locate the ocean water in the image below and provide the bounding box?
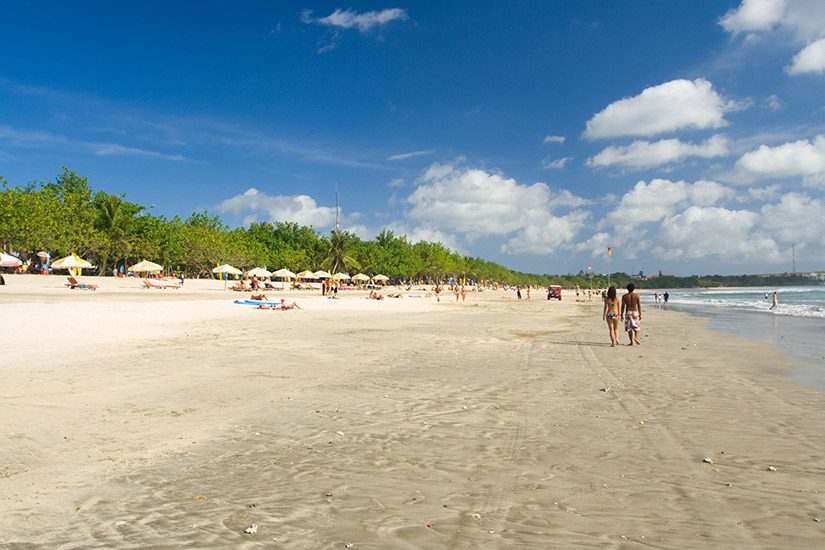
[659,286,825,319]
[652,286,825,388]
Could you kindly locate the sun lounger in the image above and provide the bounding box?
[66,276,98,290]
[142,279,181,290]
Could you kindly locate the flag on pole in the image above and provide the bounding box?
[587,264,592,270]
[607,247,612,256]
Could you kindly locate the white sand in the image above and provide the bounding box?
[2,274,824,548]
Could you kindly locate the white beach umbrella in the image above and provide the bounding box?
[373,274,389,283]
[296,270,315,279]
[213,263,242,289]
[129,259,164,273]
[0,252,22,268]
[314,270,332,279]
[332,272,351,281]
[212,263,242,275]
[352,273,370,281]
[273,268,296,278]
[246,267,272,278]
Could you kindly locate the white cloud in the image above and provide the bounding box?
[747,184,781,200]
[787,37,825,74]
[302,8,408,32]
[760,192,825,245]
[406,162,588,254]
[588,135,729,169]
[721,0,825,42]
[543,135,566,144]
[217,188,337,227]
[388,178,405,188]
[93,143,185,161]
[762,94,785,111]
[387,149,436,161]
[541,156,572,169]
[600,178,735,232]
[719,0,787,35]
[734,135,825,184]
[383,222,462,252]
[652,206,779,261]
[584,79,730,139]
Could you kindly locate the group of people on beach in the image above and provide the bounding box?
[602,283,643,347]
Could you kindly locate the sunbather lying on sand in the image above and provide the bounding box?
[251,293,268,301]
[369,290,384,300]
[256,299,302,310]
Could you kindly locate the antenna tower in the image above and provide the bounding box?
[335,184,340,232]
[792,242,796,273]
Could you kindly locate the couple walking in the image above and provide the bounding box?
[602,283,642,347]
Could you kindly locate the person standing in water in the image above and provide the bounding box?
[621,283,642,346]
[602,286,621,347]
[770,290,778,310]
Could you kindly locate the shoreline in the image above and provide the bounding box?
[2,276,825,547]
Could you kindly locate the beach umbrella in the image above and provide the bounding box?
[314,270,332,279]
[51,254,93,270]
[129,259,164,273]
[352,273,370,281]
[273,268,296,289]
[296,270,315,279]
[246,267,272,278]
[36,251,49,260]
[332,272,350,281]
[0,252,22,268]
[373,274,389,284]
[212,263,242,289]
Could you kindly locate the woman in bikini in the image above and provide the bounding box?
[602,286,621,347]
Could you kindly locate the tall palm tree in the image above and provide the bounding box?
[324,229,360,274]
[96,195,133,276]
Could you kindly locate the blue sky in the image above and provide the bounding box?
[2,1,825,275]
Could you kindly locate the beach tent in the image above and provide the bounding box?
[246,267,272,278]
[0,252,22,268]
[212,263,242,289]
[332,272,350,281]
[314,270,332,279]
[129,259,164,274]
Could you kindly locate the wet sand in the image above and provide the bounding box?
[2,275,824,548]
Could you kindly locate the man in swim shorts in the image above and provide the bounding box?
[621,283,642,346]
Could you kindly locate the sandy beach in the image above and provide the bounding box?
[2,275,824,548]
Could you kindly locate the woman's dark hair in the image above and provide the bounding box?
[626,283,635,292]
[607,286,616,299]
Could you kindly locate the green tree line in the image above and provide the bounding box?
[1,169,818,288]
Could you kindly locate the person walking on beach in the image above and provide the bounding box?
[770,290,778,310]
[663,291,669,309]
[434,283,442,302]
[602,286,621,347]
[526,286,531,301]
[454,284,460,302]
[460,284,467,303]
[621,283,642,346]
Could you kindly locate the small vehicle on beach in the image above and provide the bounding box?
[547,285,562,300]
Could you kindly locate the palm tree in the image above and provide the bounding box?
[95,195,133,276]
[324,229,360,273]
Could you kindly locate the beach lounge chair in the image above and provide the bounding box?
[142,279,181,290]
[66,276,98,290]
